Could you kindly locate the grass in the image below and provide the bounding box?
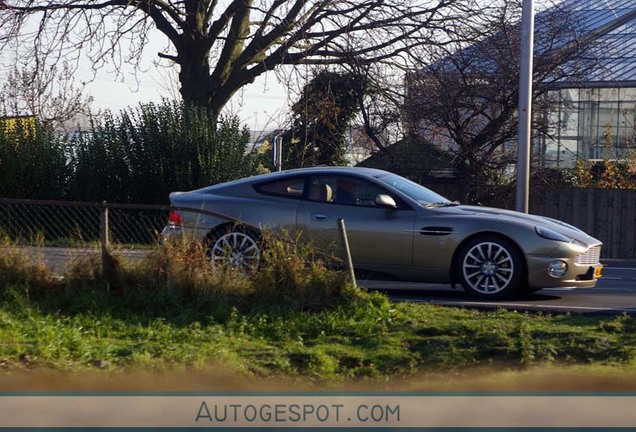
[1,238,636,391]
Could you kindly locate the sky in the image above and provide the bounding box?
[75,62,292,133]
[0,22,292,133]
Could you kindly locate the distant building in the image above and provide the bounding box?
[536,0,636,168]
[407,0,636,169]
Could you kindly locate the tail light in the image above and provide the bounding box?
[168,210,182,227]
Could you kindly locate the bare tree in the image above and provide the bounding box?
[397,0,610,203]
[0,61,93,130]
[0,0,478,121]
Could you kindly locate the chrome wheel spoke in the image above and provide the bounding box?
[496,255,511,266]
[490,276,501,290]
[467,270,482,280]
[467,251,482,263]
[495,273,508,284]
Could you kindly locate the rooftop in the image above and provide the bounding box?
[547,0,636,85]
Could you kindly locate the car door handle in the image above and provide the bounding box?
[311,212,329,221]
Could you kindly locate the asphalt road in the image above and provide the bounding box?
[8,246,636,314]
[361,264,636,315]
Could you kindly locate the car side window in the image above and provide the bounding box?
[307,176,398,208]
[305,178,335,203]
[254,177,305,198]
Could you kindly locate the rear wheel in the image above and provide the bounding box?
[457,235,525,299]
[208,226,261,275]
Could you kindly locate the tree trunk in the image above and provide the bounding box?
[177,44,223,121]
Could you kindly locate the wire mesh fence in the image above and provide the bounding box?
[2,197,361,285]
[0,198,171,276]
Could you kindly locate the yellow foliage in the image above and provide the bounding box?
[0,115,36,136]
[575,125,636,189]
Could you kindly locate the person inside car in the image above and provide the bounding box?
[333,178,357,205]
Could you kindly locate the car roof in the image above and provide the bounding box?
[192,166,391,193]
[264,166,390,179]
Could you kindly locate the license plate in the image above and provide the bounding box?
[594,266,603,278]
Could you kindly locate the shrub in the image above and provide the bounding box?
[250,233,357,310]
[0,247,57,294]
[55,230,359,315]
[0,118,70,199]
[68,101,260,203]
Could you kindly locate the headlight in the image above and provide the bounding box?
[548,260,568,278]
[535,226,573,243]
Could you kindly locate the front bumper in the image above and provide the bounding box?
[526,255,603,289]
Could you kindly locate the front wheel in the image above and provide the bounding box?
[456,235,525,299]
[208,227,261,275]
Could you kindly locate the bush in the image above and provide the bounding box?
[57,232,360,314]
[0,118,70,199]
[0,247,58,294]
[68,101,260,203]
[250,233,357,310]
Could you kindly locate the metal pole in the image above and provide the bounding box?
[273,136,283,172]
[515,0,535,213]
[100,201,110,291]
[337,218,357,288]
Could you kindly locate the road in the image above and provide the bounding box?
[7,246,636,314]
[361,265,636,315]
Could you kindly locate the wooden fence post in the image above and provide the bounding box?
[100,201,110,291]
[338,218,357,288]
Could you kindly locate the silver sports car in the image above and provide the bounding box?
[163,166,603,299]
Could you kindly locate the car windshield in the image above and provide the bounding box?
[377,173,456,207]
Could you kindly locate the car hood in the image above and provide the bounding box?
[446,205,599,243]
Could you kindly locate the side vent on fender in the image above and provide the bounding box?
[420,226,453,236]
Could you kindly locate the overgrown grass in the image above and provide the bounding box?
[1,239,636,390]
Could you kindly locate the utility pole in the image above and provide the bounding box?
[515,0,535,213]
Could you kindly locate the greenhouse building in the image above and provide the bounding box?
[534,0,636,167]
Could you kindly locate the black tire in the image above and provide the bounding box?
[456,235,525,299]
[207,226,261,275]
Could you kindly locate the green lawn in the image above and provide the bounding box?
[1,242,636,391]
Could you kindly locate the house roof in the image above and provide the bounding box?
[432,0,636,87]
[355,138,455,181]
[541,0,636,85]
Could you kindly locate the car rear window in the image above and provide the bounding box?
[255,177,305,197]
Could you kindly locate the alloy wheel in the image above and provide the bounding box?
[461,241,515,295]
[210,231,260,274]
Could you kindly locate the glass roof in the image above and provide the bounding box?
[430,0,636,85]
[543,0,636,84]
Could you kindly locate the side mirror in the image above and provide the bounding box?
[375,194,397,208]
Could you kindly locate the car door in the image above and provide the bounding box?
[296,175,416,273]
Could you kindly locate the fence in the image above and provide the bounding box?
[0,198,172,277]
[0,198,359,286]
[531,188,636,259]
[0,198,249,279]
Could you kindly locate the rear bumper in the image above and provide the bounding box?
[161,225,184,242]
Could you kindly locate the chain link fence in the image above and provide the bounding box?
[0,198,250,277]
[0,198,174,276]
[1,198,358,284]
